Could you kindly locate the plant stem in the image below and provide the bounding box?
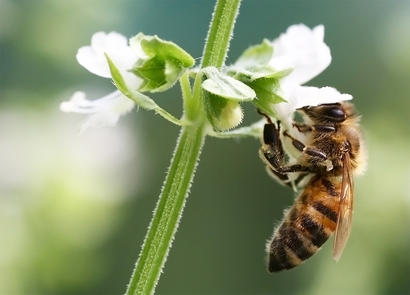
[208,121,263,139]
[125,0,241,294]
[201,0,241,68]
[126,123,206,295]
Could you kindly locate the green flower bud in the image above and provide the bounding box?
[205,93,243,131]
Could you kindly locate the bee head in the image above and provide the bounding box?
[298,102,355,123]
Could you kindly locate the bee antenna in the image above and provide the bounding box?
[257,109,273,124]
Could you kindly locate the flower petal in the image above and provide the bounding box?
[270,24,331,85]
[290,85,352,109]
[60,90,135,132]
[76,31,142,88]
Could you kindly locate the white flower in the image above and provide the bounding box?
[284,85,352,110]
[60,91,135,133]
[77,31,143,89]
[62,31,144,132]
[269,24,352,126]
[270,24,331,85]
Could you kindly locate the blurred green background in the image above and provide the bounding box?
[1,0,410,294]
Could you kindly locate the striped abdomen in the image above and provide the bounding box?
[267,176,341,272]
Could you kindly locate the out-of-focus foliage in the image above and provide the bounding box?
[1,0,409,294]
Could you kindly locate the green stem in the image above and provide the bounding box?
[201,0,241,68]
[126,123,206,295]
[125,0,241,294]
[153,106,188,126]
[208,121,263,139]
[180,72,196,122]
[126,90,188,127]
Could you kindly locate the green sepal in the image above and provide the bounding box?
[229,38,292,82]
[201,66,256,101]
[226,38,293,117]
[105,53,157,110]
[250,78,286,117]
[105,53,130,95]
[235,39,274,69]
[131,33,195,93]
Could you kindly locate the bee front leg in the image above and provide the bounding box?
[262,121,285,164]
[260,118,314,189]
[292,122,312,133]
[261,119,313,173]
[265,167,293,188]
[293,122,336,134]
[283,131,328,162]
[260,120,292,184]
[259,148,311,174]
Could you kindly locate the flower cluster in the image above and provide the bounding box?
[61,24,352,134]
[61,32,142,132]
[268,24,351,128]
[61,32,194,131]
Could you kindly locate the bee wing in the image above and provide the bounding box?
[332,152,354,261]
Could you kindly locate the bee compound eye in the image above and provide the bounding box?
[323,107,346,122]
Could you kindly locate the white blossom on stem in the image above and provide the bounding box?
[61,31,144,132]
[270,24,331,85]
[61,91,135,133]
[269,24,352,127]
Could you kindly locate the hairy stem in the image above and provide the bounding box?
[125,0,241,294]
[126,123,206,295]
[201,0,241,68]
[208,121,263,139]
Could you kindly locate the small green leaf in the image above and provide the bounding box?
[249,77,286,117]
[249,78,286,104]
[235,39,274,68]
[137,34,194,67]
[105,53,157,110]
[105,53,129,95]
[201,67,256,101]
[133,58,165,90]
[223,38,290,116]
[106,52,187,126]
[130,33,195,93]
[229,39,292,82]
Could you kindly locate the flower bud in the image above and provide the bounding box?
[205,94,243,131]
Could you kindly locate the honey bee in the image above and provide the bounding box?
[259,102,366,272]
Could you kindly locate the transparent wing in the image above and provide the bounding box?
[333,152,354,261]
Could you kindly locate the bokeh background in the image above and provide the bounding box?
[1,0,410,294]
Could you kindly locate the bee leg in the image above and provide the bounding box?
[283,131,327,161]
[313,125,336,132]
[292,122,312,133]
[258,110,284,159]
[294,172,310,186]
[262,120,285,165]
[257,109,273,124]
[266,167,293,188]
[261,121,314,174]
[260,148,311,173]
[293,123,336,134]
[274,164,311,173]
